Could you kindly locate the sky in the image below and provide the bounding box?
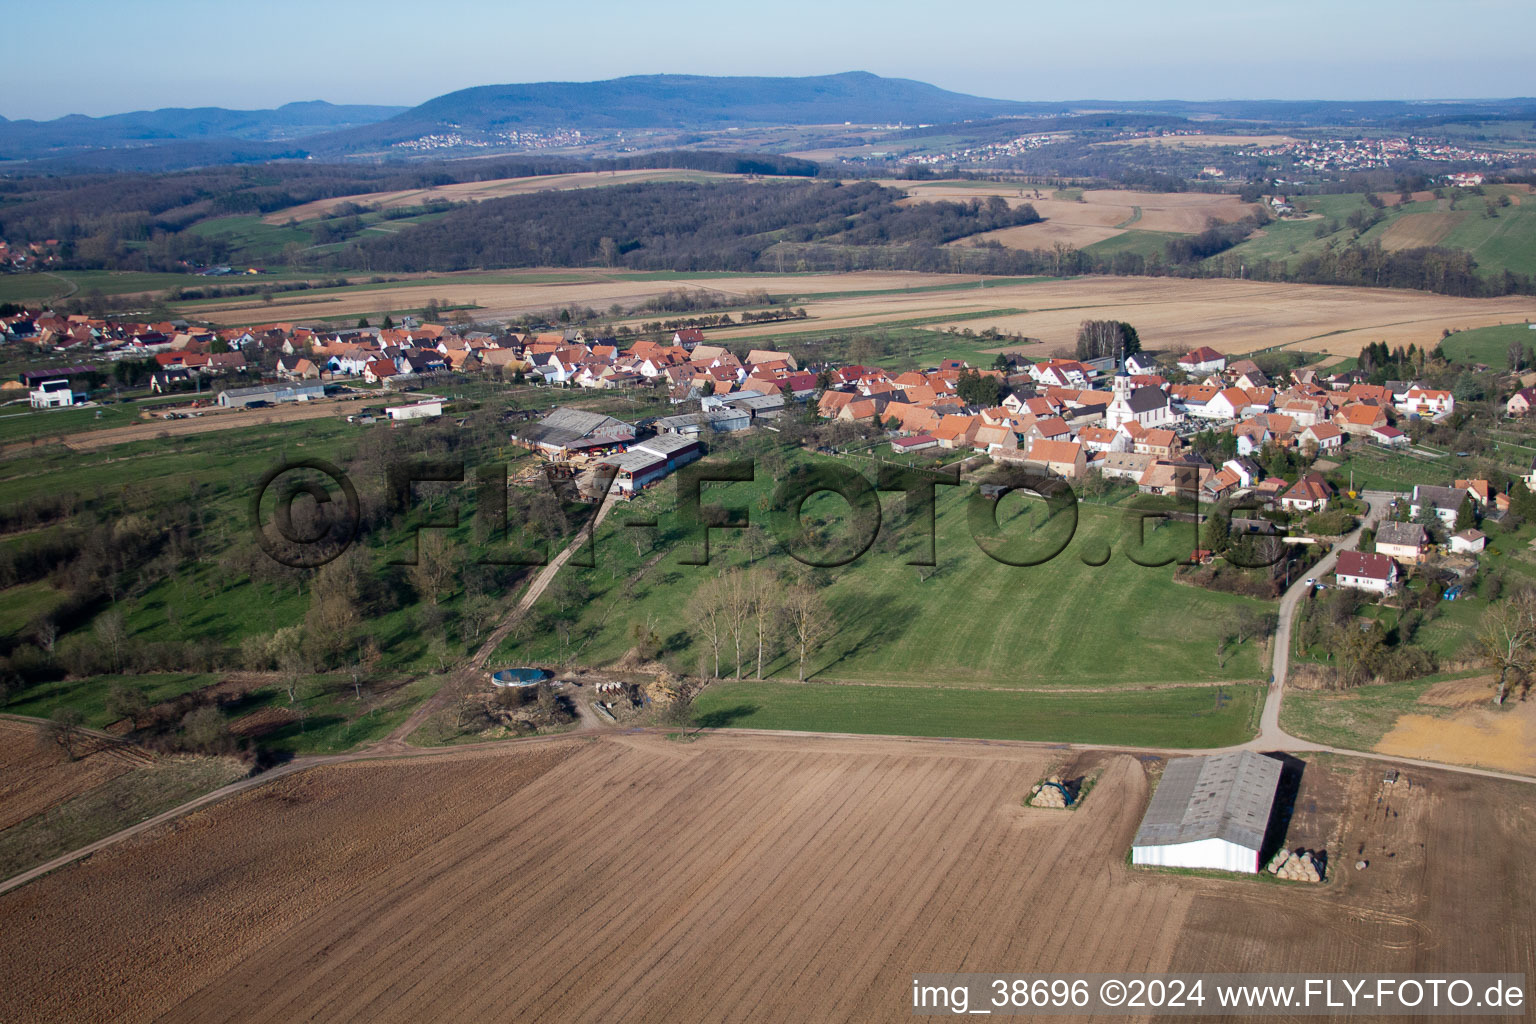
[7,0,1534,120]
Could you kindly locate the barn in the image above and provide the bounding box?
[1130,750,1281,874]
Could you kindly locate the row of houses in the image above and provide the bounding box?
[814,349,1450,510]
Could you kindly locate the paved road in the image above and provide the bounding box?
[1252,490,1393,749]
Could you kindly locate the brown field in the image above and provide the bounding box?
[691,275,1536,357]
[1376,696,1536,776]
[186,269,1536,362]
[0,721,140,831]
[1377,211,1468,251]
[0,732,1530,1023]
[186,270,986,325]
[0,397,373,457]
[886,182,1261,247]
[263,169,748,224]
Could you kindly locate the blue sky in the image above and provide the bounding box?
[7,0,1533,119]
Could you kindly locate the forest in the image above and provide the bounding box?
[338,181,1041,272]
[0,150,821,261]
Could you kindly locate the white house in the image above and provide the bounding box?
[1176,346,1227,375]
[1124,352,1159,376]
[29,379,75,408]
[1335,550,1398,594]
[1410,484,1465,527]
[1300,422,1345,452]
[1131,751,1281,874]
[1397,387,1454,419]
[1450,529,1487,555]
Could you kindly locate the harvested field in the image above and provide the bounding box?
[908,277,1536,357]
[182,266,1536,360]
[263,169,748,224]
[894,183,1259,248]
[186,270,984,326]
[1375,697,1536,776]
[1,733,1531,1023]
[0,721,141,830]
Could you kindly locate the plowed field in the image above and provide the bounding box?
[0,734,1529,1023]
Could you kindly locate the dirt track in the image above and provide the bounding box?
[44,401,354,452]
[0,732,1529,1023]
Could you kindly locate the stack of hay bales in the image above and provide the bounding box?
[1028,777,1071,808]
[1266,848,1324,882]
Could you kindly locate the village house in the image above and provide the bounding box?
[1334,403,1389,435]
[1025,438,1086,479]
[1370,425,1408,448]
[1410,484,1466,527]
[1300,422,1345,452]
[1374,521,1428,564]
[1507,387,1536,417]
[1129,427,1181,459]
[1397,387,1454,419]
[1279,472,1335,513]
[1335,550,1398,594]
[1176,346,1227,375]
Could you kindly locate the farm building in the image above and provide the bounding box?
[1130,750,1281,874]
[588,434,704,496]
[512,407,636,459]
[706,390,786,421]
[386,400,444,422]
[217,382,325,407]
[654,408,751,435]
[891,434,938,454]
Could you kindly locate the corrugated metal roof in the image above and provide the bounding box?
[1132,751,1281,851]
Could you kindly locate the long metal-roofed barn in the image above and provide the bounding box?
[1130,750,1281,874]
[512,407,636,458]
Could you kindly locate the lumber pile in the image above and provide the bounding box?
[1266,848,1325,883]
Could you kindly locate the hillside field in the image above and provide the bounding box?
[1222,184,1536,279]
[495,450,1274,689]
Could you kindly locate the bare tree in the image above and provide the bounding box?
[685,575,728,679]
[409,533,456,606]
[722,568,754,680]
[1477,592,1536,704]
[748,567,781,679]
[94,609,127,673]
[781,584,833,682]
[39,707,86,761]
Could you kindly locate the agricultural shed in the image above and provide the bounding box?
[1131,750,1281,874]
[513,407,636,457]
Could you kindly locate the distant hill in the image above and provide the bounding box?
[308,72,1046,151]
[0,100,408,163]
